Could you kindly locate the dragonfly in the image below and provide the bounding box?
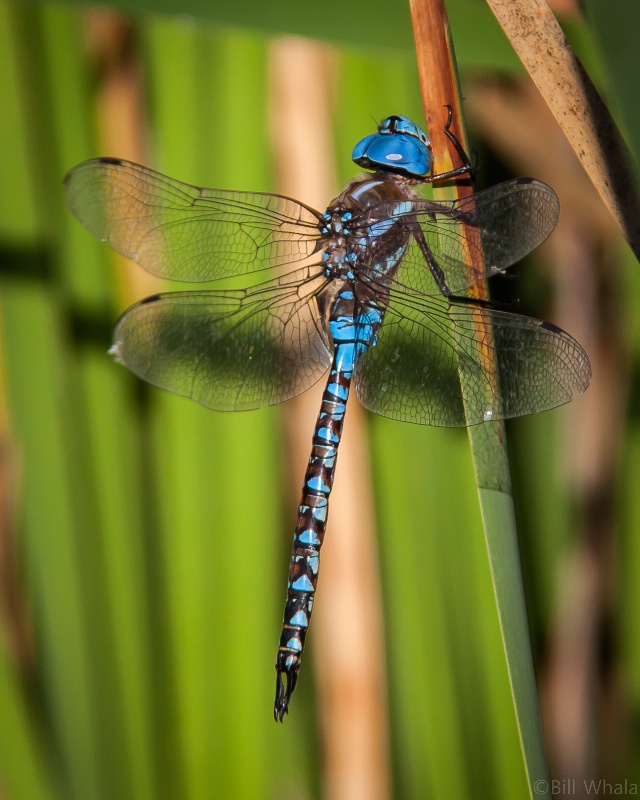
[64,111,591,722]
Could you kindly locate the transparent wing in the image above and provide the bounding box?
[351,179,560,296]
[65,158,323,282]
[111,268,332,410]
[353,290,591,427]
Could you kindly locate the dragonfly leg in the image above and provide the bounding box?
[428,105,475,184]
[443,105,474,173]
[414,226,453,297]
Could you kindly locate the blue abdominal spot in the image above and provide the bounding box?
[298,529,321,546]
[290,575,314,593]
[289,610,309,627]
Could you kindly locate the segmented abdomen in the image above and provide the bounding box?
[274,283,384,721]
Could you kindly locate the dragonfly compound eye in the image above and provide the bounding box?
[352,122,432,178]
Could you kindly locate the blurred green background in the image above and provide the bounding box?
[0,1,639,798]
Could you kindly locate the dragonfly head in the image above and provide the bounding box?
[352,115,432,178]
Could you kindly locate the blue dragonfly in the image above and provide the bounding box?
[65,112,591,721]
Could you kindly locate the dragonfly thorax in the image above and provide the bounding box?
[320,207,359,279]
[319,176,419,282]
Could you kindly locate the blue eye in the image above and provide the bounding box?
[352,116,432,178]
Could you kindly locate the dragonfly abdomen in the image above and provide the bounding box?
[274,358,350,721]
[274,283,375,721]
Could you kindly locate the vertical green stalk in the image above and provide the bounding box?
[408,1,551,797]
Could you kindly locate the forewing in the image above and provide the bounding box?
[354,291,591,427]
[65,158,322,282]
[351,179,559,297]
[112,268,332,410]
